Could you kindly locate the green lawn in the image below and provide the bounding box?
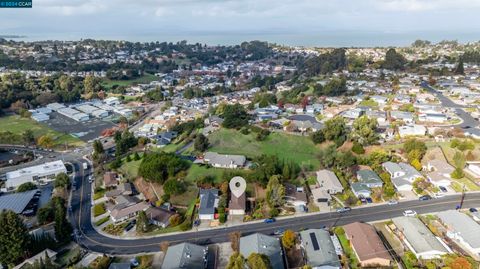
[95,216,110,226]
[119,158,143,180]
[93,203,106,217]
[102,73,158,89]
[334,227,360,269]
[185,164,227,183]
[208,129,321,169]
[0,115,84,148]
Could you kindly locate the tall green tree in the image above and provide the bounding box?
[194,134,209,152]
[53,198,72,244]
[0,210,30,266]
[323,116,347,146]
[350,115,378,146]
[22,129,35,145]
[222,104,250,129]
[54,173,70,189]
[136,211,149,233]
[266,175,285,208]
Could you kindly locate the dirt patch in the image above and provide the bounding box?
[285,245,305,268]
[422,146,447,164]
[134,177,162,202]
[254,183,266,199]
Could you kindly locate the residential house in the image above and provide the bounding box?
[394,94,411,104]
[351,183,372,198]
[398,125,427,138]
[202,152,246,169]
[356,170,383,188]
[343,222,392,267]
[228,176,246,216]
[382,162,423,191]
[103,172,119,188]
[13,249,58,269]
[418,113,447,123]
[299,229,341,269]
[146,207,175,228]
[105,182,134,198]
[437,210,480,256]
[156,131,178,147]
[284,184,308,208]
[240,233,285,269]
[424,160,454,187]
[162,243,208,269]
[390,111,414,124]
[198,189,219,220]
[315,169,344,194]
[109,200,150,223]
[392,216,449,259]
[370,95,388,105]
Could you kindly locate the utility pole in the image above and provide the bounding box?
[459,184,466,209]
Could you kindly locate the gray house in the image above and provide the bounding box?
[299,229,341,269]
[315,169,344,194]
[202,152,246,169]
[198,189,219,220]
[240,233,285,269]
[351,183,372,198]
[382,162,423,191]
[162,243,208,269]
[356,170,383,188]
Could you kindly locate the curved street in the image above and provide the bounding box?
[69,158,480,254]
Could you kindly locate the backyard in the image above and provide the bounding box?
[208,128,321,169]
[102,73,159,89]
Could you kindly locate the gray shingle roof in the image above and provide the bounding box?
[240,233,285,269]
[199,189,219,215]
[299,229,341,268]
[162,243,208,269]
[437,210,480,249]
[392,216,448,255]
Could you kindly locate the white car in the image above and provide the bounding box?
[434,192,445,198]
[403,210,417,217]
[387,200,399,205]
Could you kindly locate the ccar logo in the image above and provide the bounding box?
[0,0,32,8]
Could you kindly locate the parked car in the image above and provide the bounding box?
[124,220,136,232]
[272,229,284,235]
[403,210,417,217]
[470,208,478,213]
[439,186,448,192]
[387,200,398,205]
[419,195,432,201]
[434,193,445,198]
[264,218,276,224]
[336,207,352,213]
[365,197,373,203]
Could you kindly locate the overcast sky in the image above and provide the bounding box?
[2,0,480,46]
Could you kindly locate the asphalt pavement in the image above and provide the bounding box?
[70,160,480,254]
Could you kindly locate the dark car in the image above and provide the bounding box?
[336,207,352,213]
[124,220,136,232]
[470,208,478,213]
[264,218,276,224]
[419,195,432,201]
[439,186,448,192]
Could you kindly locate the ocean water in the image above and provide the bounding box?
[4,31,480,47]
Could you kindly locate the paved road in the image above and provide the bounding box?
[70,160,480,254]
[422,82,479,128]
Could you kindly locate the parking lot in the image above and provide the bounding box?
[43,112,116,142]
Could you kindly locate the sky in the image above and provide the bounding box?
[2,0,480,46]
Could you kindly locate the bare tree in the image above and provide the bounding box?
[229,231,241,252]
[160,241,170,253]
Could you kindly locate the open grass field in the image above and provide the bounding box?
[102,73,158,89]
[0,115,84,148]
[185,164,226,183]
[119,158,142,180]
[208,128,321,169]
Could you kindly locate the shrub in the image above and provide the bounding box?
[351,141,365,154]
[93,203,106,217]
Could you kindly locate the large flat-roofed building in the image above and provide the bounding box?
[58,107,90,122]
[162,243,208,269]
[5,160,67,189]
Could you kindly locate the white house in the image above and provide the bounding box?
[382,162,423,191]
[398,125,427,138]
